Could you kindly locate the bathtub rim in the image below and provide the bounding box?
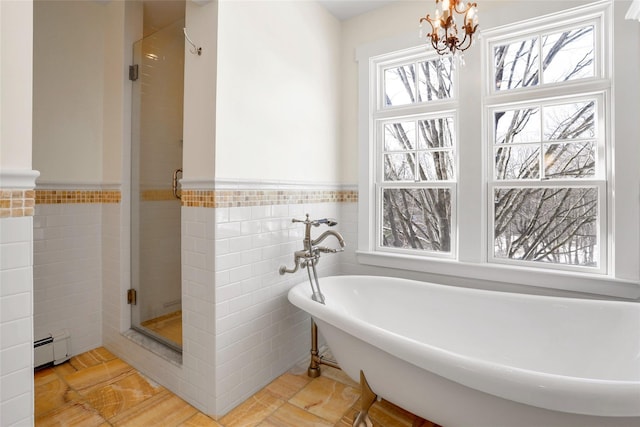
[288,275,640,417]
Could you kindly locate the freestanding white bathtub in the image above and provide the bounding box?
[288,275,640,427]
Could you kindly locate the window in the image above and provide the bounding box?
[356,1,639,298]
[375,54,457,257]
[486,17,607,273]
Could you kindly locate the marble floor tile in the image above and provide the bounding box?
[179,412,224,426]
[218,389,284,427]
[289,376,359,424]
[109,389,198,426]
[340,400,440,427]
[35,347,431,427]
[265,372,312,400]
[368,399,420,427]
[35,400,108,427]
[35,374,74,417]
[317,366,359,389]
[259,402,334,427]
[335,404,362,427]
[83,372,165,420]
[63,358,134,393]
[69,347,117,370]
[34,367,59,387]
[53,361,79,377]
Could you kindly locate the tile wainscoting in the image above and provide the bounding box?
[27,178,358,418]
[183,179,358,416]
[0,170,39,426]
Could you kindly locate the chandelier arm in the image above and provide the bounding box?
[454,1,476,14]
[456,32,473,52]
[421,14,441,44]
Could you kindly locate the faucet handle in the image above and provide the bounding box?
[317,246,343,253]
[291,214,337,227]
[316,218,338,227]
[292,213,312,224]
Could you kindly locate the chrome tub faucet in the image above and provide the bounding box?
[279,214,345,304]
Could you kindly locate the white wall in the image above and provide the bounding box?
[182,0,217,182]
[0,1,34,426]
[215,0,342,183]
[33,1,106,183]
[1,1,33,171]
[102,0,127,184]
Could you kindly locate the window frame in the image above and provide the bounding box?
[372,50,459,259]
[486,92,609,274]
[355,0,640,299]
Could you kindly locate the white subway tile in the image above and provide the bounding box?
[0,293,31,323]
[250,205,271,220]
[0,242,32,271]
[217,282,242,302]
[0,343,31,376]
[215,206,230,223]
[240,220,261,236]
[228,235,252,253]
[0,368,32,401]
[0,268,31,297]
[229,206,252,222]
[0,391,33,427]
[216,222,241,239]
[229,265,252,283]
[0,218,32,244]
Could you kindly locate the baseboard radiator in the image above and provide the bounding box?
[34,330,71,368]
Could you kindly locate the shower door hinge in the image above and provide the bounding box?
[129,64,139,81]
[127,289,137,305]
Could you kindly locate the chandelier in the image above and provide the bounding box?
[420,0,479,55]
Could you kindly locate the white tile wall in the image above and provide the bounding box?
[33,203,102,356]
[180,206,217,412]
[213,201,346,414]
[102,199,218,415]
[28,187,356,419]
[0,216,34,427]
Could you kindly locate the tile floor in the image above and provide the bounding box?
[35,347,439,427]
[140,311,183,347]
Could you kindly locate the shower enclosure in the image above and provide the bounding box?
[130,19,185,351]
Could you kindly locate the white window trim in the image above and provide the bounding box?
[355,1,640,299]
[374,58,459,257]
[486,92,609,275]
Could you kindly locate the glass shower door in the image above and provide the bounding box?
[130,20,185,351]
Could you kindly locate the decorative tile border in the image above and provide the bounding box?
[29,183,357,207]
[0,190,36,218]
[181,190,216,208]
[35,190,121,205]
[141,189,177,201]
[181,189,358,208]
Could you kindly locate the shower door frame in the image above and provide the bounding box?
[130,20,186,352]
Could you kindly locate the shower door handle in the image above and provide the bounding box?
[172,168,182,200]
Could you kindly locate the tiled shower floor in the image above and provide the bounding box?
[140,310,183,347]
[35,347,439,426]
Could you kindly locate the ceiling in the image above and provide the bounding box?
[317,0,397,20]
[142,0,397,36]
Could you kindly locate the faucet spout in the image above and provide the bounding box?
[311,229,345,249]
